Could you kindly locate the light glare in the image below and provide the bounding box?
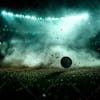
[7,12,14,17]
[1,10,89,21]
[1,10,6,15]
[25,15,31,19]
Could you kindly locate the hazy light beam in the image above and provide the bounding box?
[1,10,89,21]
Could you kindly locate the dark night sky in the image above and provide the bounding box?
[0,0,99,14]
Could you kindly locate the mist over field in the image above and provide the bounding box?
[1,1,100,68]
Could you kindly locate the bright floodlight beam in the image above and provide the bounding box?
[1,10,89,21]
[1,10,7,15]
[7,12,14,17]
[1,10,14,17]
[1,10,37,20]
[64,13,89,21]
[78,13,89,19]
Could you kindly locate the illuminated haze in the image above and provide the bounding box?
[1,9,100,68]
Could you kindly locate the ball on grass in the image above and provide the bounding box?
[60,56,72,68]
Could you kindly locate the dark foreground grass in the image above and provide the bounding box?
[0,67,100,100]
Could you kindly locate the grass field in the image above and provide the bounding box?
[0,67,100,100]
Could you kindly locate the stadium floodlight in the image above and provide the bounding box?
[25,15,31,19]
[80,13,89,19]
[74,13,89,20]
[31,16,36,20]
[1,10,89,21]
[46,17,52,20]
[46,17,59,20]
[7,12,14,17]
[15,14,24,18]
[1,10,7,15]
[64,13,89,21]
[1,10,37,20]
[1,10,14,17]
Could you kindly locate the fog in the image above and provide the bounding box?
[1,9,100,68]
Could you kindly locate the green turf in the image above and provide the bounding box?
[0,67,100,100]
